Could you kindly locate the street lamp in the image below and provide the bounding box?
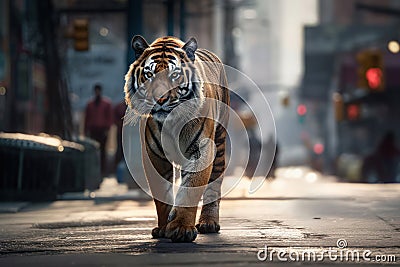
[387,40,400,54]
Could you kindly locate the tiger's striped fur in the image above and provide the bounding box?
[124,36,229,242]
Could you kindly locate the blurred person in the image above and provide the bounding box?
[84,84,113,175]
[362,131,400,183]
[113,100,127,172]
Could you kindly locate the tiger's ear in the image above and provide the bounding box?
[182,37,197,61]
[131,35,149,60]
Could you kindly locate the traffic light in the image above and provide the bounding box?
[281,94,290,107]
[297,104,307,124]
[356,50,384,91]
[365,68,383,90]
[313,143,324,155]
[346,104,361,121]
[73,19,89,51]
[333,92,344,122]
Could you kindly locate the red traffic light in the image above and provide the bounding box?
[297,104,307,116]
[313,143,324,155]
[356,50,384,91]
[365,67,383,90]
[347,104,360,121]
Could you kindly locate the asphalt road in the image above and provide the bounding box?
[0,167,399,266]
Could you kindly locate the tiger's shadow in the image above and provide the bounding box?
[125,234,230,254]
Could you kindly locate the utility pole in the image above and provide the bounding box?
[167,0,174,36]
[127,0,143,64]
[37,0,73,139]
[179,0,186,40]
[224,1,238,69]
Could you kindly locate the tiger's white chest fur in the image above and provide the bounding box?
[149,117,215,174]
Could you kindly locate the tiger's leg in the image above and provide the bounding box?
[165,164,213,242]
[197,124,226,233]
[196,175,222,234]
[142,126,174,239]
[152,199,172,238]
[145,155,174,238]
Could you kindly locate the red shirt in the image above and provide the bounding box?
[84,97,113,133]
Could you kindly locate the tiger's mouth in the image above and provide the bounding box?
[150,108,171,121]
[149,102,175,120]
[151,107,170,115]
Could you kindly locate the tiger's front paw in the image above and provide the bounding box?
[165,221,198,242]
[151,226,166,238]
[196,219,220,234]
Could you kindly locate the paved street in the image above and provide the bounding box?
[0,167,399,266]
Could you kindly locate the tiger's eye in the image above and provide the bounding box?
[171,72,179,79]
[145,72,153,78]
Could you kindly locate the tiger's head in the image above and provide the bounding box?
[124,35,204,122]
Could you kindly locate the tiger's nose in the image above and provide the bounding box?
[154,95,169,105]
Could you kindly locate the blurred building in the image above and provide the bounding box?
[301,0,400,177]
[57,0,221,114]
[0,0,73,139]
[319,0,400,25]
[0,0,231,137]
[232,0,318,167]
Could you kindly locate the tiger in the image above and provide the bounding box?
[124,35,230,242]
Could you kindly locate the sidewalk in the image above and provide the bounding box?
[0,167,399,266]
